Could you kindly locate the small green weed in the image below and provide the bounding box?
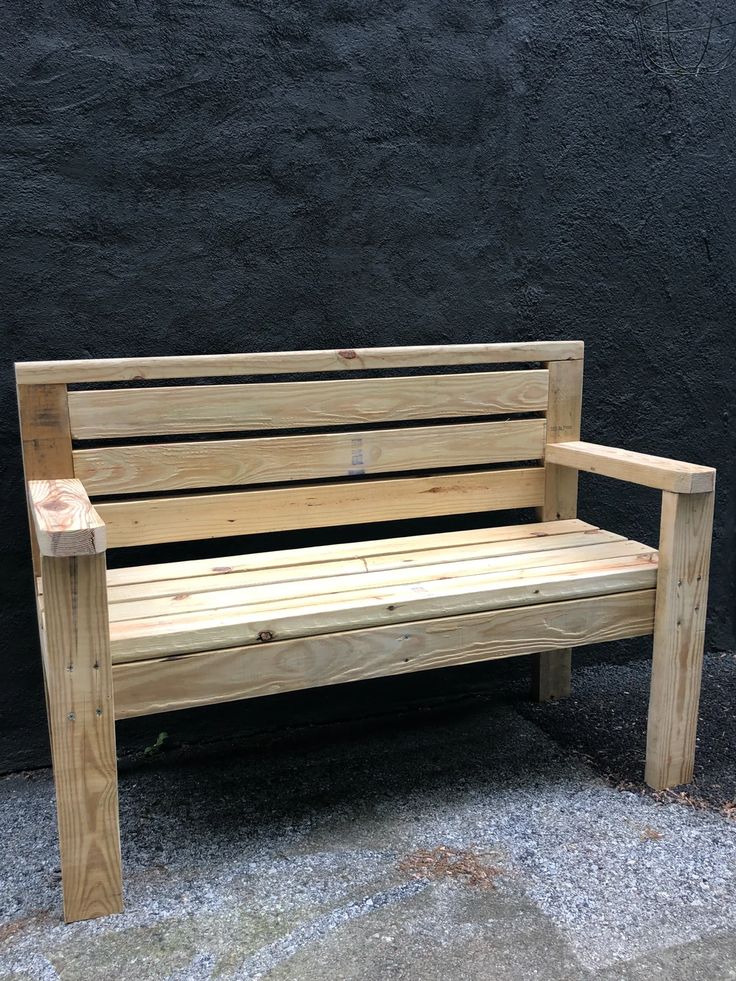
[143,731,169,757]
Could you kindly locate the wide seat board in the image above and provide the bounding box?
[112,589,657,720]
[105,519,658,663]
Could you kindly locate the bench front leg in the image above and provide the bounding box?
[29,477,122,920]
[41,546,122,921]
[645,489,715,790]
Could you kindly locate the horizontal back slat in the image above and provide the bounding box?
[68,370,549,439]
[74,418,546,495]
[16,341,583,385]
[96,467,546,548]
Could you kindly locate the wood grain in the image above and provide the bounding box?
[16,341,584,385]
[96,467,547,548]
[103,518,597,588]
[42,553,122,921]
[112,590,656,719]
[645,490,715,790]
[29,479,106,557]
[17,384,75,574]
[74,418,547,495]
[110,551,658,662]
[546,441,716,494]
[105,529,623,606]
[67,370,550,439]
[533,357,584,700]
[107,539,651,623]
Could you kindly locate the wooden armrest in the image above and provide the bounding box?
[545,441,716,495]
[29,479,106,557]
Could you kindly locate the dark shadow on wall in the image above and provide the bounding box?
[1,0,734,771]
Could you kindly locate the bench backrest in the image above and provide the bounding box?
[16,342,583,570]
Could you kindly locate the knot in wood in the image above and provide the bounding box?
[258,630,274,643]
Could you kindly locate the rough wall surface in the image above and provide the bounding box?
[1,1,734,772]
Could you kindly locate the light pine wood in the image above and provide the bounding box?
[545,441,716,495]
[112,590,656,719]
[67,370,549,439]
[645,490,715,790]
[16,341,719,923]
[110,551,658,663]
[534,357,584,701]
[15,341,584,385]
[540,357,584,522]
[29,479,106,557]
[104,529,624,606]
[74,418,547,495]
[97,467,547,548]
[107,540,652,624]
[42,552,122,922]
[17,384,76,574]
[103,518,597,589]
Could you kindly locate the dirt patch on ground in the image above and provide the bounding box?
[0,909,54,946]
[399,846,504,889]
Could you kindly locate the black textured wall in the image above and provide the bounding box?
[1,1,734,772]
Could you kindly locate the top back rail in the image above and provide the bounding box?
[15,341,583,385]
[16,342,584,555]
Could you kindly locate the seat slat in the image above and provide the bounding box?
[113,590,655,720]
[97,467,546,548]
[41,518,599,610]
[74,418,547,495]
[108,538,644,622]
[104,517,596,588]
[16,341,583,386]
[105,528,623,605]
[110,551,658,662]
[68,370,549,439]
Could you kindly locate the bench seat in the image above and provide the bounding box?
[98,517,659,721]
[100,518,658,663]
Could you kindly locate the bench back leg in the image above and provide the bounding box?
[42,552,123,922]
[532,358,584,701]
[532,649,573,702]
[645,490,715,790]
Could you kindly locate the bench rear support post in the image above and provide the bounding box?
[42,552,123,922]
[645,489,715,790]
[533,357,584,701]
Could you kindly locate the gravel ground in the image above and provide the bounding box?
[521,650,736,813]
[1,652,735,979]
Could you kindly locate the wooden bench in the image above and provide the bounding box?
[16,342,715,923]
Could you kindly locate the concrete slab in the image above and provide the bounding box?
[263,880,582,981]
[595,930,736,980]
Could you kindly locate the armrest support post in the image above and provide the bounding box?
[41,549,122,920]
[646,488,715,789]
[533,358,583,702]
